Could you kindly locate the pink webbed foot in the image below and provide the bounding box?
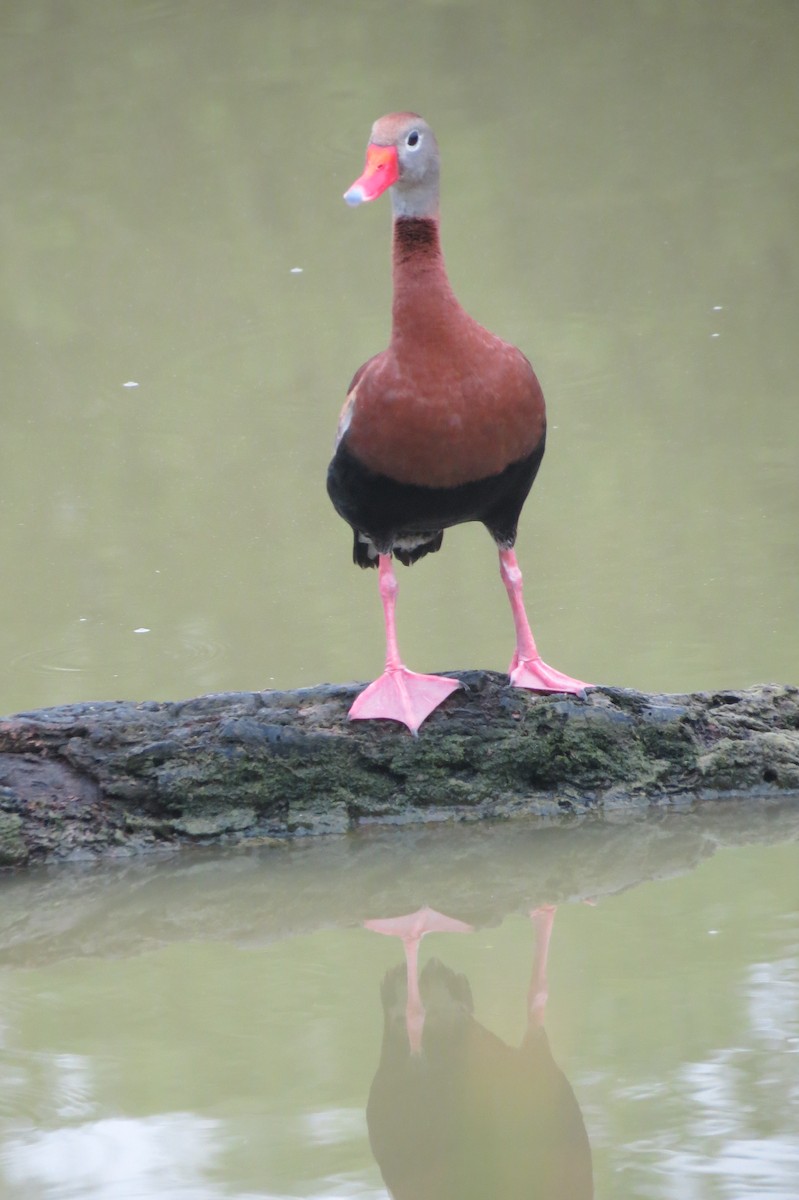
[349,667,461,735]
[364,906,474,940]
[508,651,590,696]
[499,548,592,697]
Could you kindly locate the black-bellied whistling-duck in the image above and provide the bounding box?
[327,113,590,733]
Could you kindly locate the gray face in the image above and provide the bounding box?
[394,120,438,182]
[371,114,441,219]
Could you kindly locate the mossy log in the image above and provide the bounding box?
[1,673,798,868]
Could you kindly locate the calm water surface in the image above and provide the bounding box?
[2,3,799,1197]
[1,807,799,1198]
[1,0,798,710]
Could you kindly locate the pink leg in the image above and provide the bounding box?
[349,555,461,734]
[364,907,474,1054]
[499,548,590,695]
[528,904,556,1027]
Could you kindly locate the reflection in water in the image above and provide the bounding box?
[365,906,592,1199]
[2,1113,222,1200]
[365,907,474,1055]
[0,816,797,1197]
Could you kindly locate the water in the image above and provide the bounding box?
[2,2,799,1196]
[1,805,798,1198]
[1,0,798,712]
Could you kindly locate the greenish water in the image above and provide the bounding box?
[1,808,799,1198]
[2,2,798,1196]
[1,0,798,711]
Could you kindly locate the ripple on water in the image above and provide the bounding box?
[5,621,232,709]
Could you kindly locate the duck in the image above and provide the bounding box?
[327,113,590,733]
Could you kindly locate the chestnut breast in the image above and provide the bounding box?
[342,327,546,489]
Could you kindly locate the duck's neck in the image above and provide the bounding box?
[390,217,468,348]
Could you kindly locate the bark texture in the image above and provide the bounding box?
[1,674,798,868]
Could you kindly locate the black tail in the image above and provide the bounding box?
[353,530,444,568]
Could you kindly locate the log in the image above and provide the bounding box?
[1,673,798,868]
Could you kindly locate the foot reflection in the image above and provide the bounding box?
[364,907,474,1055]
[364,905,593,1199]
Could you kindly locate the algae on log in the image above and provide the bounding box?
[0,673,798,868]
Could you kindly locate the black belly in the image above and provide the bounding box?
[327,435,546,567]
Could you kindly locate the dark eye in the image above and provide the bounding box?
[406,130,421,149]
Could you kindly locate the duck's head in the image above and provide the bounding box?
[344,112,440,219]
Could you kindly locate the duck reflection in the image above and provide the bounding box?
[364,905,593,1199]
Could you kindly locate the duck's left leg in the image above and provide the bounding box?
[499,548,590,695]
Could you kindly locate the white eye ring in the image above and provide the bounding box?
[405,130,422,151]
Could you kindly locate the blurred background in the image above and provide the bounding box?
[1,0,797,713]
